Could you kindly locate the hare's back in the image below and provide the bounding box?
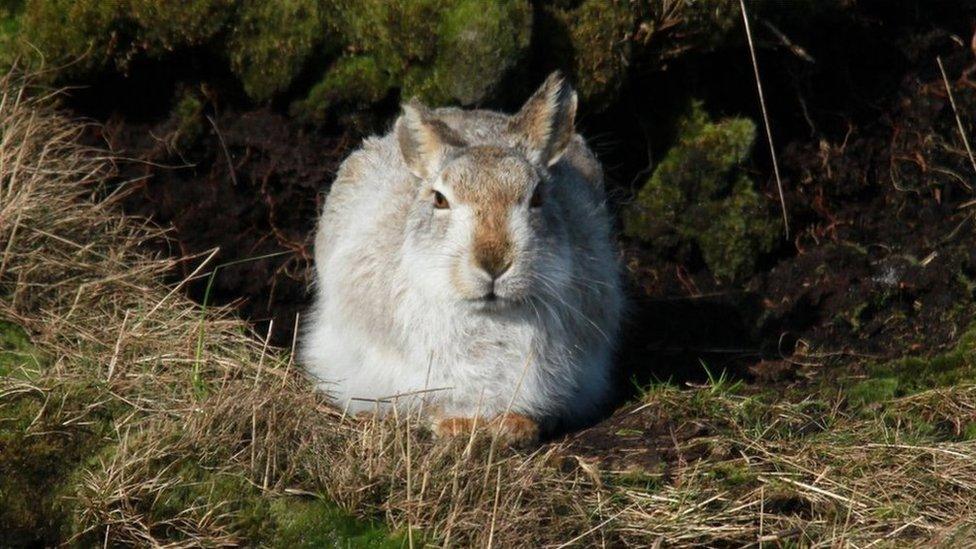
[315,135,412,272]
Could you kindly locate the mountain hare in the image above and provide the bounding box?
[302,73,623,443]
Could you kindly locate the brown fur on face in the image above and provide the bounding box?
[440,147,539,278]
[472,205,512,277]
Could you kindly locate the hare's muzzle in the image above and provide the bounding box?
[472,207,514,283]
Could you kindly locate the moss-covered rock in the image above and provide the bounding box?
[696,179,780,282]
[18,0,235,76]
[227,0,330,101]
[623,100,780,281]
[128,0,235,55]
[19,0,126,75]
[335,0,442,73]
[540,0,634,108]
[296,0,531,117]
[423,0,532,105]
[293,54,393,123]
[536,0,747,109]
[6,0,750,121]
[3,0,783,127]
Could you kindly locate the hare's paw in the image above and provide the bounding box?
[433,416,481,438]
[432,413,539,446]
[491,413,540,446]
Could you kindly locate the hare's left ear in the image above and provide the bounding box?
[509,71,578,167]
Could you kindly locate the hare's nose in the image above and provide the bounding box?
[473,217,513,280]
[478,256,513,280]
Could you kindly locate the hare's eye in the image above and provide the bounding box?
[529,184,543,208]
[432,190,450,209]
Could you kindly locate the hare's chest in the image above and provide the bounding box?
[438,321,535,380]
[463,335,527,366]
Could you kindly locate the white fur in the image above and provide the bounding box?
[301,98,623,429]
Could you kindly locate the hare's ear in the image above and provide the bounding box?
[509,71,578,167]
[396,99,466,179]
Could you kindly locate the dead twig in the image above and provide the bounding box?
[740,0,790,238]
[937,56,976,184]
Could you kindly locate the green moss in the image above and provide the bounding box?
[19,0,233,76]
[423,0,532,105]
[846,324,976,409]
[0,380,117,545]
[0,319,36,377]
[20,0,125,75]
[269,498,408,548]
[623,100,780,281]
[112,457,407,546]
[623,175,684,249]
[170,88,206,149]
[228,0,329,101]
[128,0,235,55]
[14,1,315,99]
[851,326,976,405]
[16,0,530,113]
[151,461,276,540]
[300,0,531,114]
[708,462,758,489]
[335,0,442,72]
[294,55,394,123]
[542,0,633,108]
[697,179,780,281]
[847,377,900,406]
[6,0,785,121]
[0,0,23,71]
[400,64,442,104]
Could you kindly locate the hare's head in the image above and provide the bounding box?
[397,73,578,310]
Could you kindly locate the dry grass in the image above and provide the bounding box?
[2,72,976,547]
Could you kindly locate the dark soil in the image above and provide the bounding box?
[565,400,716,474]
[99,108,356,344]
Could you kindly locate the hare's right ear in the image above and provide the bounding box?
[396,99,466,180]
[509,71,578,168]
